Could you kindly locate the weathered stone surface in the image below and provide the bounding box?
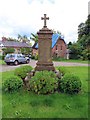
[35,14,55,71]
[25,70,35,81]
[54,70,61,79]
[24,70,35,90]
[35,28,55,71]
[35,61,55,71]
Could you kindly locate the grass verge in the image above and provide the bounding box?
[53,58,89,64]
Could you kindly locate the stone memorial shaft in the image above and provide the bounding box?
[35,14,55,71]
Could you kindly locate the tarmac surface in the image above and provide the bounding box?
[0,59,89,72]
[0,60,90,72]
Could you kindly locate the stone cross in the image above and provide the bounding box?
[41,14,49,28]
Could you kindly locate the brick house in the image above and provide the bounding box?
[0,38,31,55]
[32,33,67,58]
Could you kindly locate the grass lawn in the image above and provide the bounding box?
[1,67,89,118]
[53,58,89,64]
[0,60,6,65]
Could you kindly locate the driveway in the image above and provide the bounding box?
[0,59,89,72]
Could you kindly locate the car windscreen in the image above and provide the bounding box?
[6,54,15,58]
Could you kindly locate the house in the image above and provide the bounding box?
[0,38,31,55]
[32,33,67,58]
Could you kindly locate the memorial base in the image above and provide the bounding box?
[35,62,55,71]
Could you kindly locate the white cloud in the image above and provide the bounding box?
[0,0,89,43]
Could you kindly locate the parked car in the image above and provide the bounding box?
[4,54,30,65]
[25,54,31,58]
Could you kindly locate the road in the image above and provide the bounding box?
[0,59,89,72]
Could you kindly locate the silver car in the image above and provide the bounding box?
[4,54,30,65]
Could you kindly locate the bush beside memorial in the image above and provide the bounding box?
[2,75,23,92]
[29,71,58,94]
[2,66,82,95]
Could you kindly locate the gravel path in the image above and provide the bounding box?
[0,59,89,72]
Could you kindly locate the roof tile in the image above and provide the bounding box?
[1,41,30,48]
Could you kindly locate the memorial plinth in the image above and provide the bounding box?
[35,14,55,71]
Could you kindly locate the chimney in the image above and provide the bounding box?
[2,37,7,41]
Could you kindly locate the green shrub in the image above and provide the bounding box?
[2,47,15,55]
[2,75,23,92]
[0,55,5,60]
[58,67,69,76]
[59,73,82,94]
[82,49,90,60]
[30,71,58,94]
[35,54,38,60]
[31,54,38,60]
[0,55,1,60]
[31,55,35,59]
[14,65,33,79]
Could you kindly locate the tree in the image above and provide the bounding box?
[52,29,61,35]
[8,37,17,41]
[30,33,38,43]
[18,34,30,43]
[78,15,90,48]
[67,42,72,49]
[18,34,22,42]
[69,43,83,59]
[77,14,90,60]
[21,48,31,55]
[52,29,64,39]
[78,23,85,39]
[2,36,17,41]
[2,48,15,55]
[84,14,90,35]
[82,49,90,60]
[22,35,29,43]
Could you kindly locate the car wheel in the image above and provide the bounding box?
[6,63,10,65]
[14,60,19,65]
[26,60,29,64]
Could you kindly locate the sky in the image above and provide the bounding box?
[0,0,89,44]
